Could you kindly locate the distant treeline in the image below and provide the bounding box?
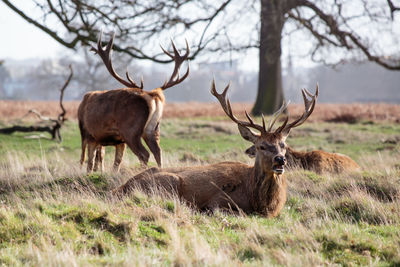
[1,59,399,103]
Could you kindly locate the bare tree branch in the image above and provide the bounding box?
[58,64,73,121]
[296,0,400,70]
[0,65,74,142]
[387,0,400,19]
[1,0,80,48]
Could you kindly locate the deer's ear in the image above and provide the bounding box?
[238,125,259,143]
[245,145,256,158]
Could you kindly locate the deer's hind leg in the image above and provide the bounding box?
[80,138,87,166]
[124,134,150,167]
[113,143,126,172]
[93,146,105,172]
[87,141,100,173]
[143,127,162,168]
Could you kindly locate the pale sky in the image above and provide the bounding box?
[0,2,68,60]
[0,2,262,71]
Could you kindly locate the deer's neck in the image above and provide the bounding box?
[249,158,287,217]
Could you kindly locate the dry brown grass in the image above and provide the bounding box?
[1,100,399,123]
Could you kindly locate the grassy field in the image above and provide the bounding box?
[0,116,399,266]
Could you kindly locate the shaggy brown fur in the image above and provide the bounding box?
[115,160,287,217]
[78,88,163,172]
[285,147,360,173]
[245,145,360,173]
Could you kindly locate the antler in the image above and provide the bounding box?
[267,101,290,132]
[91,31,143,89]
[160,40,190,90]
[210,80,267,134]
[276,84,319,134]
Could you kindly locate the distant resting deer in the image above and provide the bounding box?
[244,139,360,174]
[114,81,319,217]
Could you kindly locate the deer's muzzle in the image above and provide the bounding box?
[272,156,286,174]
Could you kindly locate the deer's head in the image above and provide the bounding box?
[211,81,318,175]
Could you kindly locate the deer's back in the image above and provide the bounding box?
[306,150,360,173]
[78,89,149,144]
[117,162,253,210]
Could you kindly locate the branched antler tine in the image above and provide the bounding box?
[126,71,136,87]
[267,101,288,131]
[226,98,238,121]
[210,79,218,97]
[213,85,236,123]
[179,64,190,79]
[211,80,229,111]
[303,87,314,98]
[105,33,114,54]
[160,44,174,59]
[304,84,319,98]
[183,39,190,58]
[301,89,312,111]
[245,110,253,123]
[227,99,247,128]
[92,33,102,54]
[275,115,289,133]
[222,83,229,98]
[171,40,180,58]
[281,86,318,132]
[261,113,266,132]
[97,30,103,48]
[242,109,265,132]
[161,39,190,90]
[210,80,221,99]
[245,110,256,125]
[171,39,190,60]
[211,80,266,133]
[93,32,142,89]
[90,30,102,54]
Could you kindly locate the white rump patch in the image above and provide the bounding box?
[144,99,163,136]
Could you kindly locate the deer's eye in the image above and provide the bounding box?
[260,144,276,152]
[279,142,285,149]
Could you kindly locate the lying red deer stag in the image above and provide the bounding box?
[78,32,189,172]
[114,81,318,217]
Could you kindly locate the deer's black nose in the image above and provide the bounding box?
[274,156,286,166]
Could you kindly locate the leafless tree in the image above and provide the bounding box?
[2,0,400,114]
[0,65,73,141]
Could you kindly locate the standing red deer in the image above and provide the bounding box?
[114,81,318,217]
[78,32,189,173]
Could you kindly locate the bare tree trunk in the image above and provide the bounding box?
[252,0,285,115]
